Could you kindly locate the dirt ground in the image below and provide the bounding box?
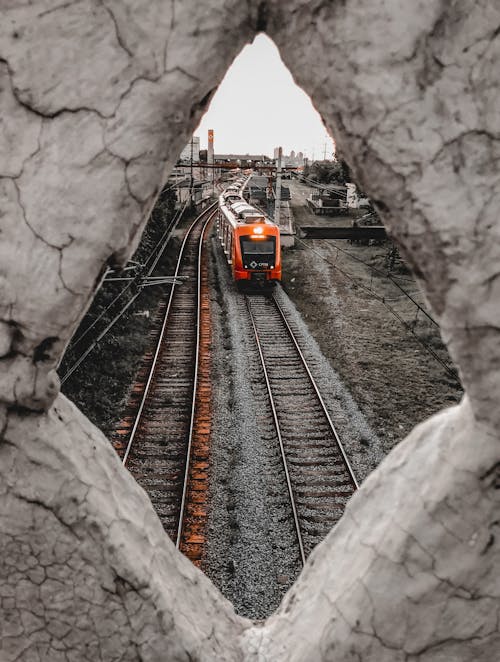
[281,179,462,456]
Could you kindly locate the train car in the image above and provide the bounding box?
[217,182,281,289]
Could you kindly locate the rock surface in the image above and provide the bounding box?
[245,398,500,661]
[1,0,499,659]
[0,395,247,660]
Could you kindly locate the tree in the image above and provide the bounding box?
[311,160,345,185]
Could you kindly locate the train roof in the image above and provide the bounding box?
[230,201,255,213]
[219,199,275,227]
[219,178,276,226]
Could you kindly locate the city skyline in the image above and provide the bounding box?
[195,34,335,160]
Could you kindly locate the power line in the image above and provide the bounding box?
[299,174,348,197]
[61,290,143,384]
[69,201,186,350]
[316,239,438,326]
[296,239,458,380]
[61,200,189,381]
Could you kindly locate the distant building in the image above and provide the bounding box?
[215,153,271,165]
[180,136,200,162]
[207,129,214,165]
[275,149,304,166]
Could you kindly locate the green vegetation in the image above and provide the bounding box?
[309,160,346,185]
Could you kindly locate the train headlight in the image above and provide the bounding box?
[253,226,264,234]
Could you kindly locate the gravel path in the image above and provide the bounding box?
[204,231,381,619]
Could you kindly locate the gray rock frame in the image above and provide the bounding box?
[0,1,499,660]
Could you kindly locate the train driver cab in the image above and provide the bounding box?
[240,224,277,271]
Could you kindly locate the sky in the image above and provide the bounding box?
[195,34,335,160]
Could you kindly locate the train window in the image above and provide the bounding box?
[240,238,275,254]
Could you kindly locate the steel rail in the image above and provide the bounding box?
[69,201,188,352]
[61,201,189,385]
[122,201,218,466]
[271,294,359,490]
[175,208,216,548]
[245,296,307,567]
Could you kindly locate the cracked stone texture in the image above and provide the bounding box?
[1,0,499,659]
[0,0,257,410]
[0,395,247,661]
[245,398,500,661]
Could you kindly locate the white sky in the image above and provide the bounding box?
[196,34,335,160]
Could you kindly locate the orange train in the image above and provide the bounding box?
[217,180,281,289]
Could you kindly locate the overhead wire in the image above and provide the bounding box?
[299,174,348,198]
[316,239,438,326]
[294,174,454,374]
[69,200,187,350]
[61,199,189,382]
[61,290,143,385]
[296,238,458,381]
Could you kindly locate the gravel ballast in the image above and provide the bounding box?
[204,231,381,618]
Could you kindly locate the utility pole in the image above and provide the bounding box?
[274,146,282,228]
[190,136,194,205]
[208,129,214,197]
[176,167,180,208]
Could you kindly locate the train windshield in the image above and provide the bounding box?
[241,239,275,254]
[240,236,276,270]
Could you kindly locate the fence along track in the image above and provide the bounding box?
[114,203,217,551]
[245,292,358,560]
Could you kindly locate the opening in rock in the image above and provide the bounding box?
[59,32,461,621]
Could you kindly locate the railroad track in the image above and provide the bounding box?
[112,203,217,565]
[245,292,359,563]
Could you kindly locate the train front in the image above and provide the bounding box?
[236,222,281,287]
